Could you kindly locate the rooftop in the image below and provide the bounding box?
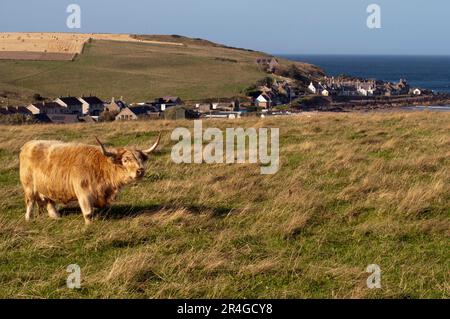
[58,96,82,106]
[30,101,64,109]
[80,96,104,105]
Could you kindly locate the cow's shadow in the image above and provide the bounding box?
[59,202,234,220]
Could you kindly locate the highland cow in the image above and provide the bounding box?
[19,134,160,224]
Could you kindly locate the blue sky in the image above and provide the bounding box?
[0,0,448,55]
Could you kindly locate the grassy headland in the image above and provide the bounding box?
[0,35,321,106]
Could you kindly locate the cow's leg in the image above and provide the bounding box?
[36,198,47,215]
[22,184,36,221]
[77,195,93,225]
[21,168,35,221]
[25,197,35,221]
[46,200,60,219]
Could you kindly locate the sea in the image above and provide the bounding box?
[278,55,450,94]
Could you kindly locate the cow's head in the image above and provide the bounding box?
[95,133,161,180]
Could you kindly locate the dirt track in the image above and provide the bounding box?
[0,51,75,61]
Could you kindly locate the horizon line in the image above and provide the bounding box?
[273,53,450,57]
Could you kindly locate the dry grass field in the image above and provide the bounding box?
[0,32,183,56]
[0,112,448,298]
[0,33,184,62]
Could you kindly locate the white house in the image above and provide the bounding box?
[321,89,330,97]
[356,84,373,96]
[26,102,67,115]
[308,82,317,94]
[78,96,105,116]
[55,96,83,114]
[357,87,372,96]
[255,94,272,108]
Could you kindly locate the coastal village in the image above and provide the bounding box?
[0,57,440,124]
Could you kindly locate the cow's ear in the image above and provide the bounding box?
[112,149,126,164]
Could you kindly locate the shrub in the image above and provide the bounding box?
[0,114,36,125]
[274,64,310,85]
[257,76,274,87]
[32,93,44,101]
[99,110,119,122]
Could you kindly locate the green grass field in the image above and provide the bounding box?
[0,35,324,107]
[0,38,269,106]
[0,112,449,298]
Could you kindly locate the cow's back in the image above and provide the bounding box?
[19,140,100,203]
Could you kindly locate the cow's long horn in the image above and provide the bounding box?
[142,132,161,155]
[95,137,115,157]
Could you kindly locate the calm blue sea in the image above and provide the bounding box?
[278,55,450,93]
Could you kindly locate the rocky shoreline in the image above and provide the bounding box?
[300,94,450,112]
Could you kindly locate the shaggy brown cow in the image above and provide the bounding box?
[19,134,161,224]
